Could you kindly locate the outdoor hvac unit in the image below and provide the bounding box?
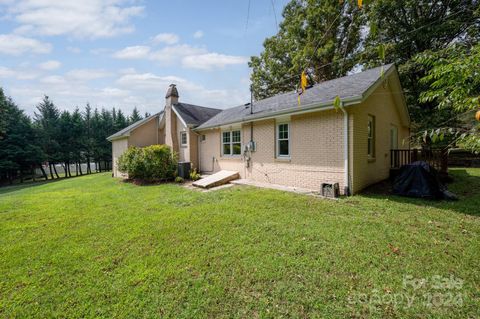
[177,162,191,179]
[321,183,340,198]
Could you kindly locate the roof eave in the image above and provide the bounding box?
[194,95,364,131]
[107,134,130,141]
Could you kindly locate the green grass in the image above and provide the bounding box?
[0,168,479,318]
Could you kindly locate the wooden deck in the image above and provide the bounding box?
[391,149,448,173]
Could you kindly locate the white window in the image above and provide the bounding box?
[390,125,398,149]
[222,130,241,156]
[367,115,375,158]
[180,131,187,147]
[200,134,206,142]
[276,123,290,157]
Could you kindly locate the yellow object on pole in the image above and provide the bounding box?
[476,110,480,121]
[358,0,363,9]
[298,70,308,106]
[301,70,307,92]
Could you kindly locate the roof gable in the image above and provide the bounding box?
[107,112,162,141]
[173,103,222,127]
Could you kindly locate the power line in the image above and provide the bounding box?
[270,0,279,32]
[252,6,476,93]
[245,0,251,32]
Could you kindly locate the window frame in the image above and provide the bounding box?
[221,129,242,157]
[390,125,398,149]
[276,122,291,158]
[180,131,188,147]
[367,115,376,159]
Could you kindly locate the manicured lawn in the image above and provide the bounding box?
[0,168,479,318]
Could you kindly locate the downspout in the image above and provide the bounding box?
[340,103,350,196]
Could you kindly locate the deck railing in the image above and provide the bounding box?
[390,149,448,173]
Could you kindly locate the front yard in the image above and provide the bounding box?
[0,168,479,318]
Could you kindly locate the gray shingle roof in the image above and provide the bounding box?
[173,103,222,126]
[107,112,162,141]
[197,64,395,130]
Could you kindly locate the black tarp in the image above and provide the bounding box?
[392,161,457,200]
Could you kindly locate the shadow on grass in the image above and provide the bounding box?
[0,173,109,196]
[359,168,480,217]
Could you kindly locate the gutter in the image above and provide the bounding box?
[194,65,399,132]
[194,95,364,131]
[340,102,350,196]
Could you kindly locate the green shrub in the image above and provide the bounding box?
[189,168,201,181]
[118,145,177,181]
[175,176,184,183]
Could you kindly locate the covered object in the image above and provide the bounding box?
[393,161,457,200]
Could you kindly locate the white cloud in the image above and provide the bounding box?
[67,46,81,54]
[1,0,144,39]
[182,53,248,70]
[38,60,61,70]
[112,40,247,70]
[0,66,39,80]
[40,75,65,85]
[151,33,179,45]
[115,71,248,108]
[0,67,16,78]
[89,48,111,55]
[0,34,52,55]
[149,44,207,64]
[112,45,151,59]
[193,30,204,39]
[66,69,112,81]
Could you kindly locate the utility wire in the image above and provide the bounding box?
[253,6,477,92]
[245,0,251,32]
[270,0,279,32]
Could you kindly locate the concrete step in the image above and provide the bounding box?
[192,170,239,189]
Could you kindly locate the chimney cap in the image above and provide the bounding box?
[165,84,179,98]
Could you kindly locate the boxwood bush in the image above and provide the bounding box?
[117,145,177,181]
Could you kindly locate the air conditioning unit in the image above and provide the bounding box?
[321,183,340,198]
[177,162,191,179]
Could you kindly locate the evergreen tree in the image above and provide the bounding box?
[83,104,94,173]
[58,110,74,177]
[34,96,61,179]
[129,107,142,125]
[0,91,44,183]
[115,109,128,131]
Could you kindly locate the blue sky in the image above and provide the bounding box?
[0,0,289,116]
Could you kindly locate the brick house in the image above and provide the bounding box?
[108,64,410,194]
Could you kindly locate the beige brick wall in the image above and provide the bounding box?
[197,110,346,193]
[349,81,410,193]
[112,138,128,178]
[128,117,159,147]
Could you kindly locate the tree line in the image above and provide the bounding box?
[0,89,148,184]
[250,0,479,150]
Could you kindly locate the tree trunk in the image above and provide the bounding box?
[87,158,91,174]
[64,162,69,178]
[32,167,36,182]
[98,161,102,172]
[40,166,48,180]
[78,162,83,175]
[68,163,72,177]
[53,164,59,179]
[49,163,55,179]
